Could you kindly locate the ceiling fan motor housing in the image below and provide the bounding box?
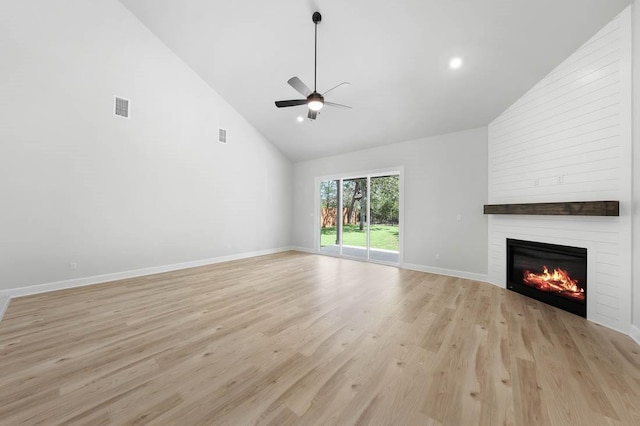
[307,92,324,111]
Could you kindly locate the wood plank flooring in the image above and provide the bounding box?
[0,251,639,425]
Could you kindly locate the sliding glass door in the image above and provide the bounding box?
[319,172,400,264]
[341,177,368,259]
[369,175,399,262]
[320,179,340,255]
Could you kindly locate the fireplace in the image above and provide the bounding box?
[507,239,587,317]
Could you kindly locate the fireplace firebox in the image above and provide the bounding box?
[507,239,587,317]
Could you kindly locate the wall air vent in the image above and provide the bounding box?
[114,96,130,119]
[219,128,227,144]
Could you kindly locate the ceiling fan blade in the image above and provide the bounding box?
[288,77,312,97]
[275,99,307,108]
[308,109,318,120]
[322,82,350,97]
[324,101,352,109]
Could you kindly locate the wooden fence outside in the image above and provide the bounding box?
[321,208,359,228]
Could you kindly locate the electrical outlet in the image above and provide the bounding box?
[69,262,77,270]
[435,253,440,260]
[456,214,462,221]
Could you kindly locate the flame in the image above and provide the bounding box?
[523,266,585,302]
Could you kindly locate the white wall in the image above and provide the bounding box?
[632,1,640,342]
[488,8,633,333]
[292,127,488,278]
[0,0,292,292]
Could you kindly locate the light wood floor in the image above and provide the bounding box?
[1,252,639,425]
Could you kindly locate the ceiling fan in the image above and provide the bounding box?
[275,11,351,120]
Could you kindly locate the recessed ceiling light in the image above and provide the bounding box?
[449,57,463,69]
[297,116,304,122]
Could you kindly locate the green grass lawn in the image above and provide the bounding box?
[321,224,399,251]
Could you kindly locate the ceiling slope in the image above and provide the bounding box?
[119,0,631,161]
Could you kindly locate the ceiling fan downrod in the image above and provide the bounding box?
[312,12,321,93]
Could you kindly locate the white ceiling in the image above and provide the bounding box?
[118,0,631,162]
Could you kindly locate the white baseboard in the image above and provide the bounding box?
[290,246,316,254]
[0,247,293,321]
[630,325,640,346]
[586,318,633,338]
[484,277,505,288]
[0,295,10,322]
[401,262,488,282]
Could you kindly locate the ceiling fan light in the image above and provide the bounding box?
[308,100,324,111]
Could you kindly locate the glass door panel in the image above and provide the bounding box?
[319,180,340,255]
[341,178,368,259]
[369,175,400,263]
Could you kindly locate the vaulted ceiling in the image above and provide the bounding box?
[118,0,631,161]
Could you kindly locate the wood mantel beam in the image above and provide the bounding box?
[483,201,619,216]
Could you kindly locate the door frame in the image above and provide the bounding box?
[314,166,404,266]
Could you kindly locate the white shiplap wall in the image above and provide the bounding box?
[487,8,632,333]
